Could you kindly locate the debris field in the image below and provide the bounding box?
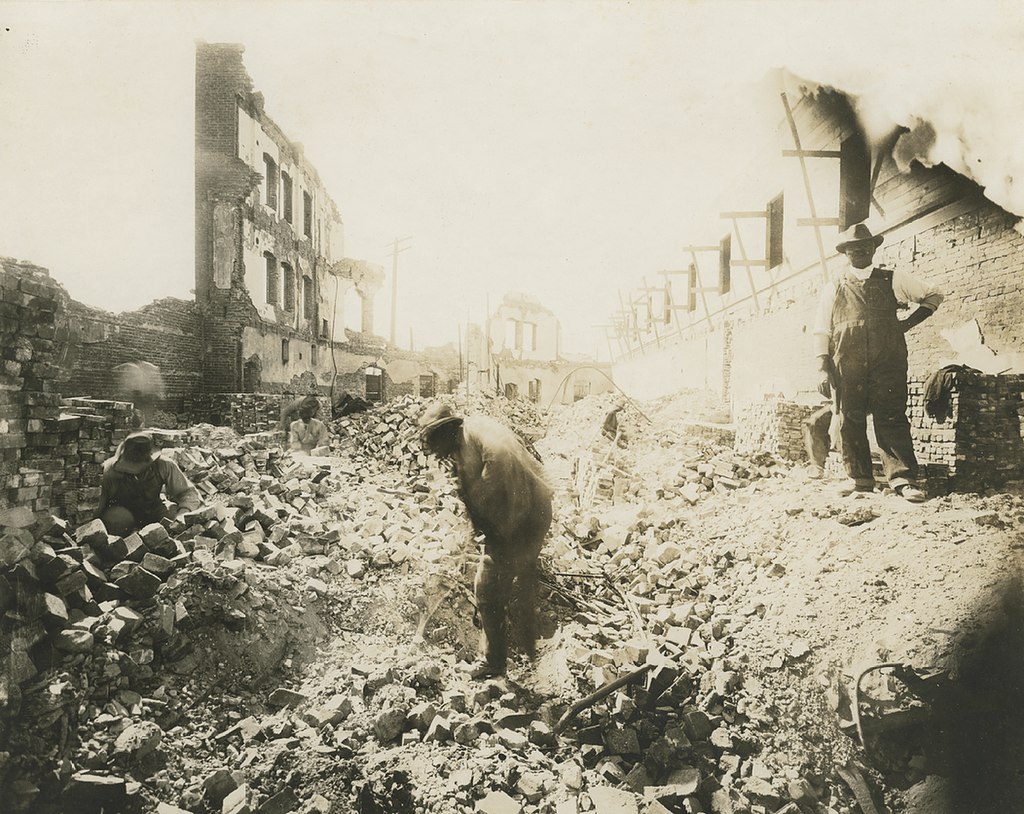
[2,392,1023,814]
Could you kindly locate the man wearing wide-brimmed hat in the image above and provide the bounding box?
[812,222,944,503]
[97,431,201,536]
[418,401,553,679]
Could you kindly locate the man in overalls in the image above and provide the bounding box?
[814,223,943,502]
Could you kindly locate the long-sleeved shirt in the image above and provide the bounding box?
[812,262,944,356]
[98,457,201,522]
[289,417,330,453]
[452,415,552,544]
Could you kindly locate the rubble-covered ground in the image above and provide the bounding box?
[2,392,1023,814]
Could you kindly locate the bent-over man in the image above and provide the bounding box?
[419,402,553,678]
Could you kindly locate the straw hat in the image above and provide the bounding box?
[836,222,884,253]
[112,431,160,474]
[418,402,463,441]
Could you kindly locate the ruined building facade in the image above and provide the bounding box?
[195,42,384,397]
[611,73,1024,486]
[471,293,613,405]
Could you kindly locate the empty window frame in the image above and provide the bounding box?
[302,276,313,320]
[263,154,278,211]
[303,191,313,238]
[265,253,279,305]
[528,378,541,403]
[282,263,295,311]
[766,192,784,269]
[310,344,318,367]
[281,338,290,364]
[282,171,293,223]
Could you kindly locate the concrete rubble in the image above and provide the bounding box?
[1,392,1023,813]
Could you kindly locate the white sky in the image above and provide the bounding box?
[1,1,1021,359]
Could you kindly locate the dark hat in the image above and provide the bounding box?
[112,431,160,474]
[418,402,463,441]
[836,222,884,253]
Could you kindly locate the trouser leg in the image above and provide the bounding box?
[508,538,543,659]
[837,407,875,485]
[803,404,833,470]
[870,370,918,488]
[474,550,512,672]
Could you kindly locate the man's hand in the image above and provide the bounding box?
[817,355,833,399]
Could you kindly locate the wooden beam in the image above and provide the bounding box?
[681,245,721,253]
[720,210,767,219]
[797,217,841,227]
[782,149,841,158]
[730,259,768,267]
[781,91,830,282]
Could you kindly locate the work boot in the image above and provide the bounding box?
[466,659,505,680]
[836,479,874,497]
[806,464,826,480]
[895,484,926,503]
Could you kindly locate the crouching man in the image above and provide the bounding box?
[419,402,553,679]
[97,431,201,536]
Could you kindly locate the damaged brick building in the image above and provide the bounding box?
[56,43,464,432]
[193,42,386,409]
[611,72,1024,488]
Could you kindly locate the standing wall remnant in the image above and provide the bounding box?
[0,259,70,517]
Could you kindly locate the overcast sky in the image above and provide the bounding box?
[1,1,1021,358]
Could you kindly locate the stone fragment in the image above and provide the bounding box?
[203,769,239,805]
[590,786,639,814]
[256,787,299,814]
[114,721,163,760]
[373,707,407,743]
[223,784,252,814]
[141,552,175,577]
[115,565,162,599]
[54,628,94,653]
[475,790,522,814]
[267,688,308,709]
[74,519,109,547]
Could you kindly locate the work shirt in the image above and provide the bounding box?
[812,262,943,357]
[289,417,330,453]
[452,415,553,545]
[99,457,201,525]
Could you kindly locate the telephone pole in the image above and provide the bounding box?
[386,236,412,347]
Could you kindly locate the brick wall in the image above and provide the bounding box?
[63,298,202,417]
[0,259,70,515]
[49,399,135,525]
[735,373,1024,489]
[882,204,1024,372]
[187,392,329,435]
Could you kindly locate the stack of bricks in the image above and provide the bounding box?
[0,259,70,515]
[734,398,817,462]
[907,375,959,475]
[923,372,1024,488]
[49,398,135,525]
[187,393,330,435]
